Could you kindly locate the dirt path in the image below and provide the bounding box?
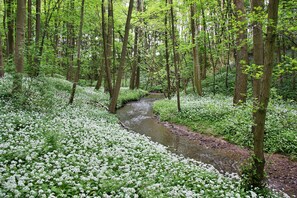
[160,121,297,197]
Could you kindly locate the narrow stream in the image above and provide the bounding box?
[117,94,243,174]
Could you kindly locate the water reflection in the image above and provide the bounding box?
[117,95,241,173]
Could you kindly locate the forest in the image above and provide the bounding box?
[0,0,296,197]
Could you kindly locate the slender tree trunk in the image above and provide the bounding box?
[130,0,142,90]
[136,61,140,88]
[251,0,264,98]
[69,0,85,104]
[95,64,103,90]
[26,0,33,69]
[191,3,202,96]
[233,0,248,104]
[251,0,264,177]
[102,0,113,97]
[109,0,134,113]
[13,0,26,93]
[201,3,207,80]
[31,0,41,76]
[165,0,171,99]
[0,29,4,77]
[170,0,181,112]
[292,50,296,94]
[66,1,75,81]
[7,0,14,57]
[130,29,138,89]
[252,0,279,188]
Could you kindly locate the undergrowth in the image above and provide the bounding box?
[153,94,297,159]
[1,76,280,197]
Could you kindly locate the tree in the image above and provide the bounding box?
[164,0,171,99]
[66,0,75,81]
[169,0,181,112]
[6,0,14,57]
[27,0,32,66]
[102,0,113,97]
[32,0,41,76]
[233,0,248,104]
[252,0,279,188]
[190,2,202,96]
[13,0,26,93]
[251,0,264,186]
[109,0,134,113]
[130,0,142,90]
[69,0,85,104]
[0,29,4,77]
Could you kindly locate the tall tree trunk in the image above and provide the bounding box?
[165,0,171,99]
[233,0,248,104]
[170,0,181,112]
[109,0,134,113]
[69,0,85,104]
[66,0,75,81]
[130,0,142,90]
[191,3,202,96]
[292,49,296,94]
[201,3,207,80]
[130,27,138,90]
[32,0,41,76]
[27,0,32,66]
[7,0,14,57]
[13,0,26,93]
[102,0,113,97]
[252,0,279,188]
[251,0,264,179]
[0,29,4,77]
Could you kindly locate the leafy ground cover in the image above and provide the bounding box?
[153,94,297,159]
[0,76,284,197]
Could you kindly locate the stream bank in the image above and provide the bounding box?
[117,94,297,197]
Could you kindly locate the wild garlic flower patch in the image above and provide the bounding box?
[153,94,297,158]
[0,77,281,197]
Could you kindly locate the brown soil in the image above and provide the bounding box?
[160,121,297,197]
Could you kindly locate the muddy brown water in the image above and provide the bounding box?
[117,94,297,197]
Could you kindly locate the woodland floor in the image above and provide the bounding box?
[158,120,297,197]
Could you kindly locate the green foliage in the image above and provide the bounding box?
[153,95,297,158]
[1,76,270,197]
[117,88,148,108]
[202,67,236,96]
[0,75,56,111]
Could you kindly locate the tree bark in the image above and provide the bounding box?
[27,0,32,66]
[292,49,296,94]
[170,0,181,112]
[102,0,113,97]
[130,0,142,90]
[31,0,41,76]
[66,0,75,81]
[233,0,248,104]
[191,3,202,96]
[13,0,26,93]
[252,0,279,188]
[69,0,85,104]
[165,0,171,99]
[6,0,14,57]
[201,3,208,80]
[0,29,4,77]
[109,0,134,113]
[251,0,264,183]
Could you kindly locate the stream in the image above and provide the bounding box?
[117,94,297,196]
[117,94,243,174]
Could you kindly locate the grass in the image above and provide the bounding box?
[0,76,284,197]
